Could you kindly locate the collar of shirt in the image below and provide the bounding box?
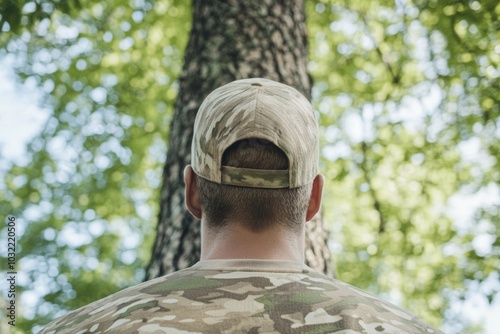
[191,259,313,273]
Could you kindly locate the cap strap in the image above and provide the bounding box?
[221,166,289,189]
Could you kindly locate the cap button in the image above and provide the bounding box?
[251,82,263,87]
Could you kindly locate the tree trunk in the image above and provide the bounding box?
[146,0,333,280]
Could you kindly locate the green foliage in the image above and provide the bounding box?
[307,0,499,332]
[0,0,191,332]
[0,0,82,33]
[0,0,499,333]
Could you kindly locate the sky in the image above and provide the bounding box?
[0,56,50,164]
[1,57,499,333]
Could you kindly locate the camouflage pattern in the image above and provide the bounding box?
[40,260,443,334]
[191,78,319,189]
[221,166,289,188]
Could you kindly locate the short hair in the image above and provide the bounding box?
[196,139,313,233]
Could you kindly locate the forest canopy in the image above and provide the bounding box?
[0,0,499,333]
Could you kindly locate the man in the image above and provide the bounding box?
[41,78,442,333]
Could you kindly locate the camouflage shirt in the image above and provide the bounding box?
[40,259,442,334]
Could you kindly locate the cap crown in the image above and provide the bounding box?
[191,78,318,189]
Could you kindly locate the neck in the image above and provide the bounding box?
[201,221,305,263]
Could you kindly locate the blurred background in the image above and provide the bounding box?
[0,0,499,333]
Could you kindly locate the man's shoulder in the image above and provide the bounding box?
[39,269,193,333]
[40,266,442,334]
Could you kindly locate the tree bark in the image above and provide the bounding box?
[146,0,332,280]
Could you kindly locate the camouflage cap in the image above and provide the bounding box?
[191,78,319,189]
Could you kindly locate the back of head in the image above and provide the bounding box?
[196,139,312,232]
[191,78,319,233]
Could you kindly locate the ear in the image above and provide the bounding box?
[305,174,324,222]
[184,165,202,219]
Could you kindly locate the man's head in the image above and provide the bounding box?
[185,78,323,234]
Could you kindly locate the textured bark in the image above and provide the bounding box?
[146,0,333,280]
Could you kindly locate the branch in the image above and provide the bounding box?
[360,141,386,233]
